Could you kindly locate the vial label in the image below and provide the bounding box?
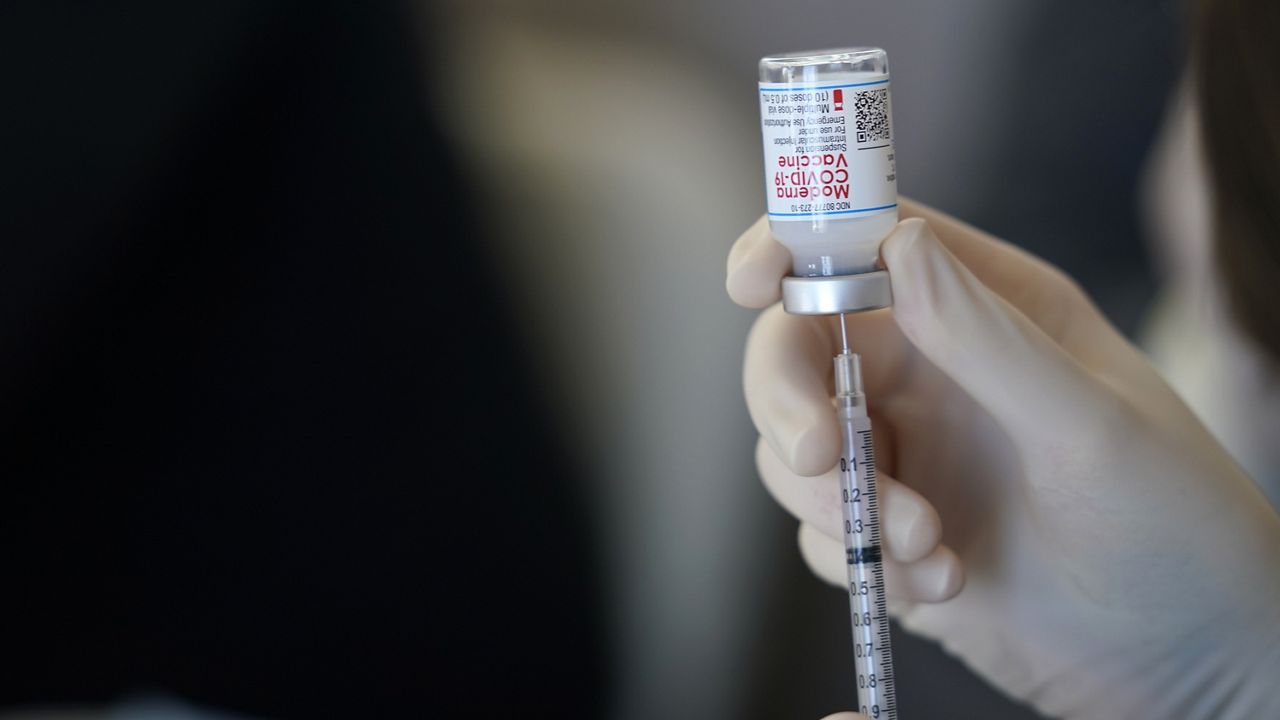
[759,77,897,221]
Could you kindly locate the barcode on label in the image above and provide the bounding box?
[855,89,890,144]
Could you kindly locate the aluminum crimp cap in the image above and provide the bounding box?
[781,270,893,315]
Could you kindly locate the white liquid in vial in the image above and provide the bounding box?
[771,212,897,277]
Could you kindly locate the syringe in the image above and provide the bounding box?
[834,313,897,720]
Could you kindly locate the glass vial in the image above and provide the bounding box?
[759,48,898,277]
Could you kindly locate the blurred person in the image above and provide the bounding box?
[0,2,608,717]
[726,0,1280,718]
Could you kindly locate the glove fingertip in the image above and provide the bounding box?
[726,263,782,308]
[879,216,931,268]
[789,420,841,477]
[727,218,791,308]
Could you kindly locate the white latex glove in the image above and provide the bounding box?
[727,198,1280,720]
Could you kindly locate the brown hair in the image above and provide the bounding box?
[1194,0,1280,362]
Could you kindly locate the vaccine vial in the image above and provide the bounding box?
[759,48,898,311]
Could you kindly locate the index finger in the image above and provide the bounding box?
[897,198,1154,391]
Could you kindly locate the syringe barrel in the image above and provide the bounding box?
[758,48,898,278]
[834,352,899,718]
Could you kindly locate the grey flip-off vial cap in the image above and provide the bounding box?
[781,270,893,315]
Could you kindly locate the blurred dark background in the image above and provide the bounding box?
[1,2,606,717]
[1,1,1183,718]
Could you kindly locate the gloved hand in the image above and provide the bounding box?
[727,198,1280,720]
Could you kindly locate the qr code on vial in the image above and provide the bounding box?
[855,89,890,143]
